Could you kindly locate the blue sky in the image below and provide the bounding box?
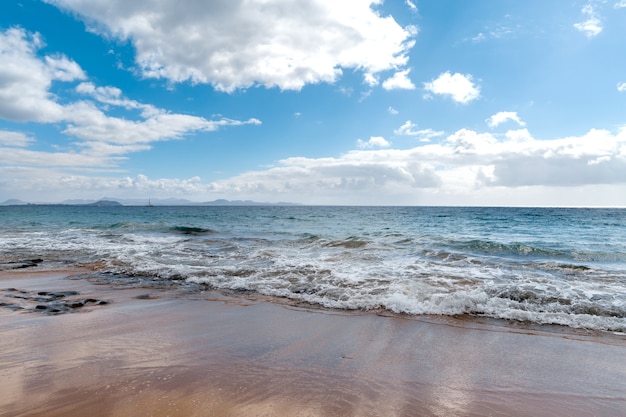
[1,0,626,205]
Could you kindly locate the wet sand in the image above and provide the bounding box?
[1,269,625,417]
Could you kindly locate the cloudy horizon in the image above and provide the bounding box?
[1,0,626,206]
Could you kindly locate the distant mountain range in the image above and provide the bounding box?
[0,197,300,206]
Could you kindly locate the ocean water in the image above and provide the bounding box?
[1,205,625,332]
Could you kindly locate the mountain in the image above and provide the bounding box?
[86,200,124,207]
[60,199,98,205]
[1,197,300,206]
[1,199,28,206]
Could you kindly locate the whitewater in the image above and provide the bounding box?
[1,205,625,332]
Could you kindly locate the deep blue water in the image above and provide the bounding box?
[1,205,625,331]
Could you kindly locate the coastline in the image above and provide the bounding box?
[1,269,625,417]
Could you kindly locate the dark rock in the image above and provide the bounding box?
[69,301,85,308]
[49,291,80,299]
[11,259,43,269]
[0,287,110,315]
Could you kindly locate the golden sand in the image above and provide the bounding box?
[1,269,625,416]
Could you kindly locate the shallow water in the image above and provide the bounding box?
[1,205,625,331]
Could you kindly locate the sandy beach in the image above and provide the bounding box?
[1,269,625,417]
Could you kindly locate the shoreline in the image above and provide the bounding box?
[1,269,626,416]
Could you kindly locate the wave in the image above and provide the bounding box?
[89,222,218,237]
[450,239,566,257]
[323,237,370,249]
[181,268,626,332]
[98,253,626,332]
[3,205,626,333]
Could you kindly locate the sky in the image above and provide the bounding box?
[1,0,626,206]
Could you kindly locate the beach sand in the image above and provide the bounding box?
[1,269,625,417]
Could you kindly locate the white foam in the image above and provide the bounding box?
[3,215,626,332]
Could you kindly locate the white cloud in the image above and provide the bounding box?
[44,55,86,81]
[382,69,416,90]
[574,3,603,38]
[61,100,260,146]
[203,127,626,205]
[0,170,209,201]
[0,28,70,122]
[387,106,399,115]
[46,0,417,92]
[468,24,515,43]
[208,151,443,204]
[357,136,391,149]
[394,120,419,136]
[411,129,444,142]
[0,27,261,170]
[4,126,626,206]
[394,120,444,141]
[472,33,487,43]
[574,17,603,38]
[423,72,480,104]
[486,111,526,128]
[363,73,379,87]
[0,145,124,168]
[0,130,35,147]
[76,82,153,113]
[616,0,626,8]
[405,0,418,12]
[618,82,626,92]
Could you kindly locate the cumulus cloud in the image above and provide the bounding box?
[387,106,399,115]
[0,28,73,122]
[45,0,417,92]
[114,174,206,194]
[616,0,626,8]
[423,72,480,104]
[394,120,419,136]
[0,27,260,169]
[486,111,526,128]
[4,125,626,205]
[199,126,626,205]
[618,82,626,92]
[208,151,442,202]
[357,136,391,149]
[574,3,603,38]
[45,54,86,81]
[0,169,210,202]
[405,0,418,12]
[394,120,444,141]
[382,69,416,90]
[573,17,602,38]
[363,73,379,87]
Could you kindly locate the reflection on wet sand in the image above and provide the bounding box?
[1,269,626,417]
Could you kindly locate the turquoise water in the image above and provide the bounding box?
[1,205,625,331]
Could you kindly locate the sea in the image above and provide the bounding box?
[1,205,625,332]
